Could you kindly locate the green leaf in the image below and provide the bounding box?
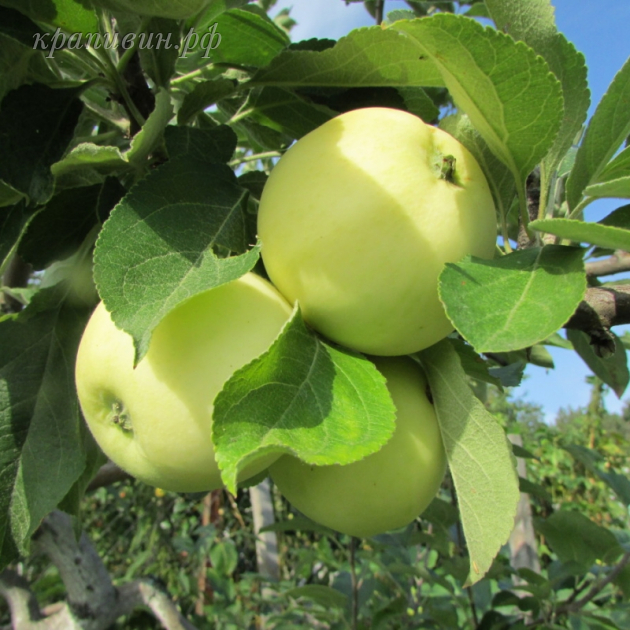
[0,6,46,47]
[93,157,258,364]
[418,340,520,585]
[585,146,630,200]
[440,112,516,225]
[567,56,630,210]
[0,35,38,103]
[0,180,25,208]
[137,17,181,89]
[19,178,125,270]
[535,510,623,569]
[439,246,586,353]
[0,83,83,204]
[566,329,629,398]
[0,284,92,567]
[246,87,334,140]
[164,124,237,162]
[530,217,630,251]
[126,88,173,165]
[260,516,334,536]
[50,144,128,177]
[252,26,444,88]
[448,337,502,388]
[563,444,630,507]
[489,362,526,388]
[285,585,348,609]
[0,202,40,275]
[1,0,98,35]
[52,90,173,177]
[484,0,590,181]
[393,14,563,183]
[213,309,396,495]
[206,5,289,67]
[177,78,237,125]
[397,86,440,122]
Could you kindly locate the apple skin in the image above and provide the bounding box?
[269,356,447,538]
[92,0,211,19]
[257,107,497,356]
[75,273,292,493]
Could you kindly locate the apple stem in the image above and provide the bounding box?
[439,155,457,183]
[111,401,133,432]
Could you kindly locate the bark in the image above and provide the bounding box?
[507,435,540,586]
[565,285,630,350]
[249,480,280,582]
[0,511,197,630]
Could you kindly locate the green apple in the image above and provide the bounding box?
[75,273,292,493]
[269,356,447,538]
[92,0,211,19]
[258,107,497,356]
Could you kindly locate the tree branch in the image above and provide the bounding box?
[117,580,198,630]
[585,251,630,277]
[0,511,198,630]
[86,460,131,492]
[555,550,630,617]
[565,285,630,332]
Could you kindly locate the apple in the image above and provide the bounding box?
[92,0,211,20]
[257,107,497,356]
[269,356,447,538]
[75,273,292,493]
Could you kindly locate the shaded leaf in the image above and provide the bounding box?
[0,5,46,47]
[419,340,520,585]
[563,444,630,507]
[19,178,125,270]
[567,329,629,398]
[137,17,181,88]
[285,585,348,609]
[0,83,83,204]
[164,124,237,162]
[177,78,237,125]
[246,87,334,139]
[0,284,92,567]
[93,157,258,364]
[213,309,396,494]
[535,510,623,569]
[449,337,502,388]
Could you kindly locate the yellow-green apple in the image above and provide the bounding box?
[269,356,447,537]
[257,107,496,356]
[75,273,292,493]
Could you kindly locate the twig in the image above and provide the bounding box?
[349,537,359,630]
[0,511,198,630]
[565,285,630,333]
[86,461,131,492]
[585,251,630,277]
[554,550,630,617]
[374,0,385,25]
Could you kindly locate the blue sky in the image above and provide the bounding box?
[276,1,630,422]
